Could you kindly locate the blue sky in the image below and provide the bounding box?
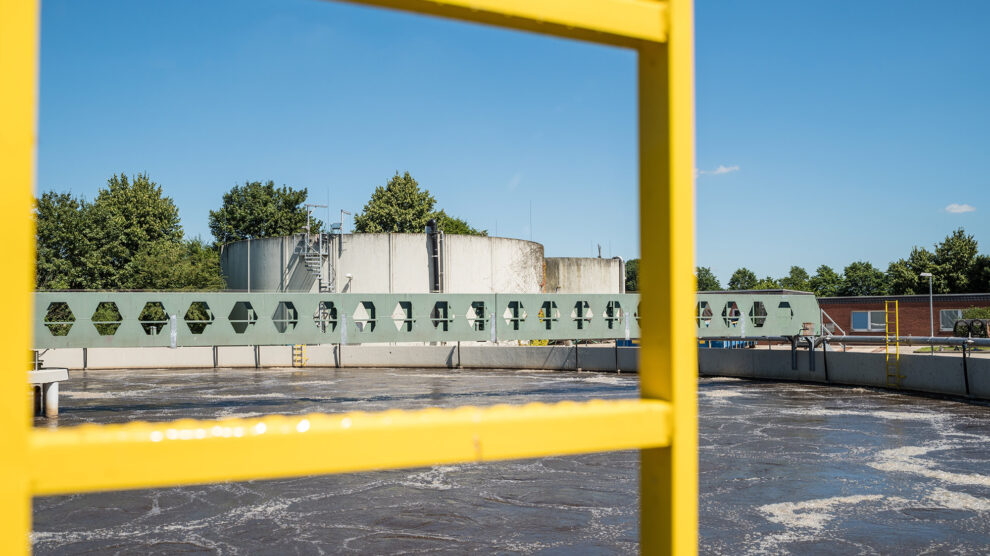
[39,1,990,284]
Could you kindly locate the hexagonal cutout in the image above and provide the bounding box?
[392,302,413,332]
[431,301,453,331]
[777,301,794,319]
[272,302,299,333]
[352,302,376,332]
[571,301,592,330]
[503,301,526,330]
[605,301,623,329]
[467,301,486,331]
[696,301,713,328]
[722,301,741,328]
[313,301,338,333]
[538,301,559,330]
[749,301,768,327]
[92,302,123,336]
[139,302,168,335]
[184,302,214,334]
[229,301,258,334]
[44,302,75,336]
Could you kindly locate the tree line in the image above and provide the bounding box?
[625,229,990,296]
[36,171,484,291]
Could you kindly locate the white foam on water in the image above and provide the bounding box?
[384,372,490,380]
[203,393,290,400]
[277,380,338,387]
[399,465,461,491]
[572,374,632,386]
[780,408,942,422]
[869,444,990,488]
[928,488,990,512]
[699,389,745,399]
[758,494,885,530]
[60,391,116,399]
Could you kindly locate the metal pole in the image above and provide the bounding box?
[928,275,934,342]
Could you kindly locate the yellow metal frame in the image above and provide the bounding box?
[1,0,695,553]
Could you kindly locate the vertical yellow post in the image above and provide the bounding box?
[0,0,38,554]
[638,0,696,554]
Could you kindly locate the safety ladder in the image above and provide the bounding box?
[292,344,307,367]
[884,300,902,388]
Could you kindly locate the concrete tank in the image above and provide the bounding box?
[545,257,625,294]
[220,233,546,293]
[220,234,321,293]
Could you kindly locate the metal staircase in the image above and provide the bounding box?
[884,300,902,388]
[298,233,332,293]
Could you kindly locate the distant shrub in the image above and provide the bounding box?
[962,306,990,319]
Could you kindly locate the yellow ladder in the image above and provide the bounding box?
[292,344,307,367]
[884,301,901,388]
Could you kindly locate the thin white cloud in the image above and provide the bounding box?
[698,165,740,176]
[505,173,522,191]
[945,203,976,214]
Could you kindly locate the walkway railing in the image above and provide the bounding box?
[3,1,697,554]
[33,291,820,349]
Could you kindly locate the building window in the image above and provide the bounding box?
[940,309,964,331]
[851,311,887,332]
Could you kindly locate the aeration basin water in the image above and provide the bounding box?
[33,369,990,554]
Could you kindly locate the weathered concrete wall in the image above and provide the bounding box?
[698,348,990,399]
[545,257,623,294]
[445,236,544,293]
[221,233,544,294]
[39,345,639,372]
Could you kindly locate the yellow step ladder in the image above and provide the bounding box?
[884,301,902,388]
[292,344,307,367]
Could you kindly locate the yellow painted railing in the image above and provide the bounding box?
[0,0,696,554]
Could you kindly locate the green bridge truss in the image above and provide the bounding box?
[33,292,820,349]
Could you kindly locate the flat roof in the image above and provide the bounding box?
[818,293,990,304]
[697,289,815,295]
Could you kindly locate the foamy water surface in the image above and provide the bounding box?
[32,368,990,554]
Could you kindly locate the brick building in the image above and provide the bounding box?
[817,293,990,337]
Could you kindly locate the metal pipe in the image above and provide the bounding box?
[823,335,987,347]
[698,335,989,348]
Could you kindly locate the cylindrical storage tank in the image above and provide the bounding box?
[220,233,545,293]
[544,257,624,294]
[219,234,323,292]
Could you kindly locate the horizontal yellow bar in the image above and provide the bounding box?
[337,0,667,47]
[29,399,671,496]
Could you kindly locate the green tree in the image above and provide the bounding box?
[968,254,990,293]
[727,267,757,290]
[754,276,780,290]
[840,261,888,296]
[809,265,842,297]
[779,266,810,291]
[36,192,92,289]
[35,174,225,291]
[696,266,720,291]
[886,259,919,294]
[353,172,485,235]
[209,180,320,245]
[354,172,437,233]
[625,259,640,292]
[85,174,183,288]
[935,228,979,292]
[434,209,487,236]
[121,239,226,290]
